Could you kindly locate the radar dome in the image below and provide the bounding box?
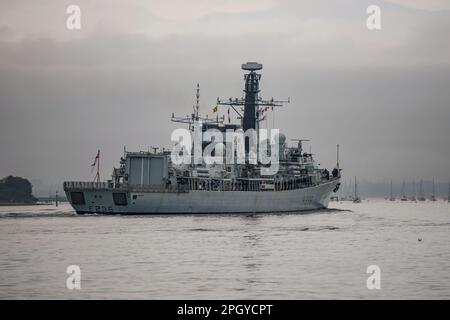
[274,133,286,145]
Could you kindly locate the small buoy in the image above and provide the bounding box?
[418,238,422,242]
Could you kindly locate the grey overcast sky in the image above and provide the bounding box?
[1,0,450,193]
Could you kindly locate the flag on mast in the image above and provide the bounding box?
[91,149,100,182]
[91,149,100,168]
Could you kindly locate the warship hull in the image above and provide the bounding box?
[64,179,339,215]
[65,62,342,215]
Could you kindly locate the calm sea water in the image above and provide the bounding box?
[0,200,449,299]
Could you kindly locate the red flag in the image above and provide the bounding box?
[91,149,100,167]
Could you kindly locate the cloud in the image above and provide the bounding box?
[146,0,275,21]
[384,0,450,11]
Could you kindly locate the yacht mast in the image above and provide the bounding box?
[390,179,395,201]
[418,179,425,201]
[401,180,407,201]
[447,179,450,202]
[430,177,436,201]
[411,180,416,201]
[353,176,361,203]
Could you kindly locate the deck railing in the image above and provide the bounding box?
[63,181,189,193]
[64,176,337,193]
[63,181,108,190]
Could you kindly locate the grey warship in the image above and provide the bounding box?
[64,62,341,214]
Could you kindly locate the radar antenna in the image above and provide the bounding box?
[216,62,289,131]
[171,83,224,130]
[291,139,310,153]
[216,62,290,153]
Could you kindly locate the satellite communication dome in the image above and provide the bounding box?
[274,133,286,145]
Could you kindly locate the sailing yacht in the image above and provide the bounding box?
[418,179,426,201]
[430,177,436,201]
[400,180,408,201]
[389,179,395,201]
[353,177,361,203]
[447,179,450,203]
[410,180,417,202]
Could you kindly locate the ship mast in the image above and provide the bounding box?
[195,82,200,119]
[216,62,289,154]
[411,180,416,201]
[418,179,425,201]
[448,179,450,202]
[430,177,436,201]
[336,144,340,171]
[353,176,361,203]
[401,180,407,200]
[390,179,395,201]
[171,83,223,130]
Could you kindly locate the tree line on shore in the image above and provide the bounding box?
[0,176,37,204]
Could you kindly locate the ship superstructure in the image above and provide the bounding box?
[64,62,341,214]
